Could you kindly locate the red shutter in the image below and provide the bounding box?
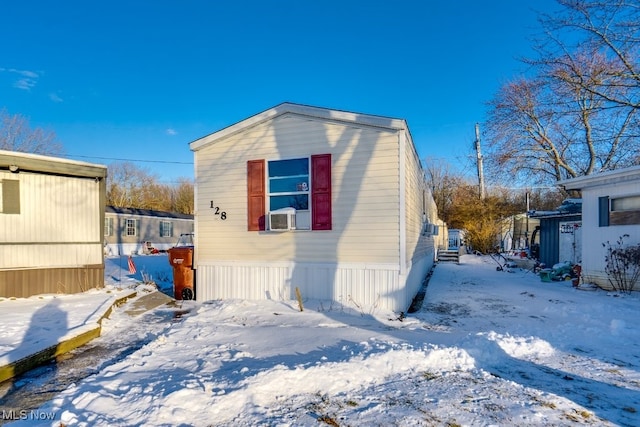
[311,154,332,230]
[247,160,266,231]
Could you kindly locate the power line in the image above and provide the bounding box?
[65,154,193,165]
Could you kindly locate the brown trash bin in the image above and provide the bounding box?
[168,246,194,300]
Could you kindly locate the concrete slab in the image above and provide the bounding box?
[124,291,174,316]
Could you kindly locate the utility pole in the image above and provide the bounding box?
[475,123,486,200]
[525,191,530,248]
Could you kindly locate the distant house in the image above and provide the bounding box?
[559,166,640,289]
[0,150,107,298]
[189,103,445,312]
[103,206,194,256]
[448,229,465,250]
[498,213,540,253]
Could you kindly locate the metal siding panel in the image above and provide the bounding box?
[0,266,104,298]
[540,217,560,266]
[538,215,582,267]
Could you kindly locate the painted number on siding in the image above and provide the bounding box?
[209,202,227,220]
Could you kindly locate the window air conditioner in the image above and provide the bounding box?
[268,207,296,231]
[423,223,438,235]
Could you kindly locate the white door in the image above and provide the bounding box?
[559,221,582,264]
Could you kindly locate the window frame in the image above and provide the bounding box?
[267,157,311,230]
[125,218,138,236]
[247,154,332,232]
[160,220,173,237]
[609,194,640,226]
[104,217,114,236]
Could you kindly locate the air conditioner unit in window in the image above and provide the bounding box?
[423,222,433,235]
[423,223,438,236]
[268,207,296,231]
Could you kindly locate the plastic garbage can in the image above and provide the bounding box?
[168,246,194,300]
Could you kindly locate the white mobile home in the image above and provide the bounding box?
[104,206,194,255]
[560,166,640,289]
[0,150,107,298]
[190,103,443,312]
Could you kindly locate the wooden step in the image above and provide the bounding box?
[438,250,460,262]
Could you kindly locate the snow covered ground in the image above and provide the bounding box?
[3,253,640,426]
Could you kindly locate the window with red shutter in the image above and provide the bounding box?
[248,154,332,231]
[247,160,266,231]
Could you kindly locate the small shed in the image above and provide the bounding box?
[0,150,107,298]
[528,212,582,268]
[103,206,194,255]
[189,103,444,312]
[559,166,640,288]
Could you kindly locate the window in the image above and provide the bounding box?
[104,217,114,236]
[160,220,173,237]
[610,195,640,226]
[126,219,138,236]
[247,154,332,231]
[612,195,640,211]
[0,179,20,214]
[267,158,310,230]
[268,158,309,211]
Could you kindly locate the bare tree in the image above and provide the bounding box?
[537,0,640,111]
[107,161,194,214]
[484,0,640,186]
[0,109,63,155]
[107,162,159,208]
[423,158,466,225]
[171,178,195,215]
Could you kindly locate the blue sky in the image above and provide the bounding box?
[1,0,559,183]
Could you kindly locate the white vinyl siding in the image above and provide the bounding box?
[191,105,442,312]
[404,135,435,267]
[194,114,400,264]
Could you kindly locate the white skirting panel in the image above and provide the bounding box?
[195,260,411,312]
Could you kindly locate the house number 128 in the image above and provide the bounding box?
[209,202,227,220]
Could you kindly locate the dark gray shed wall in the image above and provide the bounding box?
[538,214,581,267]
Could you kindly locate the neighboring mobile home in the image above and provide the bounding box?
[190,103,444,312]
[103,206,194,255]
[559,166,640,289]
[0,150,107,298]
